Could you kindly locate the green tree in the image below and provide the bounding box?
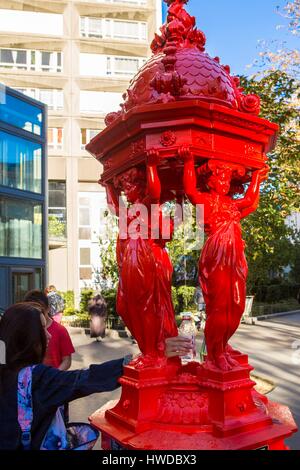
[97,211,119,289]
[79,288,94,314]
[167,202,200,286]
[256,0,300,79]
[48,215,66,239]
[240,71,300,288]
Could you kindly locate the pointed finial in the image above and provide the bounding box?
[164,0,188,5]
[151,0,205,53]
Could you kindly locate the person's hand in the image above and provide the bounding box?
[165,335,193,358]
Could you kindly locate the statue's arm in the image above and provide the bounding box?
[105,182,122,217]
[179,147,206,205]
[235,166,269,213]
[239,192,260,218]
[144,149,162,204]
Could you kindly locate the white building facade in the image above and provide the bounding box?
[0,0,162,304]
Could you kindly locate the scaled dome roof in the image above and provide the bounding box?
[105,0,260,127]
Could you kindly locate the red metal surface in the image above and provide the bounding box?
[86,0,297,450]
[90,353,297,450]
[181,149,269,370]
[106,156,178,368]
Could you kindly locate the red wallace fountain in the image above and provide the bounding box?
[86,0,297,450]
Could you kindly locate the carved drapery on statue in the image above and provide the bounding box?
[109,164,178,368]
[180,154,268,370]
[86,0,297,451]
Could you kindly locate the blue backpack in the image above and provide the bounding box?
[17,366,99,450]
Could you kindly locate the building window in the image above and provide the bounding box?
[80,91,122,114]
[80,17,147,41]
[48,181,66,240]
[0,130,42,193]
[79,207,90,226]
[80,247,91,266]
[48,128,63,150]
[80,53,145,78]
[0,197,42,259]
[0,92,43,136]
[0,49,26,69]
[80,129,99,149]
[12,269,42,303]
[0,49,62,73]
[79,227,91,240]
[104,0,147,7]
[112,20,146,40]
[79,196,92,281]
[114,57,140,74]
[80,17,102,38]
[79,267,92,280]
[39,89,63,110]
[16,88,64,111]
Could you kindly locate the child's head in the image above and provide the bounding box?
[23,289,50,320]
[45,285,56,294]
[0,303,49,371]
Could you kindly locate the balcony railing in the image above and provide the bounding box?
[15,88,63,111]
[0,49,62,73]
[80,17,147,41]
[102,0,147,5]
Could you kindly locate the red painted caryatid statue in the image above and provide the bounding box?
[86,0,297,450]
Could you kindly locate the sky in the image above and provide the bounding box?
[162,0,299,76]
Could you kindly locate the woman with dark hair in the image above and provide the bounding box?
[0,302,126,450]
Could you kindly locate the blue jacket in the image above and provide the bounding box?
[0,358,124,450]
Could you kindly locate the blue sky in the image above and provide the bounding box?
[162,0,298,76]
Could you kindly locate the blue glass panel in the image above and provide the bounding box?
[0,91,43,135]
[0,197,42,259]
[0,130,42,193]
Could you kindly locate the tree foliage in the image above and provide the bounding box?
[97,211,119,289]
[240,71,300,288]
[256,0,300,79]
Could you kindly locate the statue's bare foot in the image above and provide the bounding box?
[215,353,232,371]
[204,354,232,371]
[225,353,240,368]
[225,344,240,355]
[134,354,167,370]
[129,354,143,366]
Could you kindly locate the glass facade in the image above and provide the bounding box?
[0,130,42,193]
[12,269,42,303]
[48,181,67,240]
[0,197,42,259]
[0,91,43,135]
[0,85,46,310]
